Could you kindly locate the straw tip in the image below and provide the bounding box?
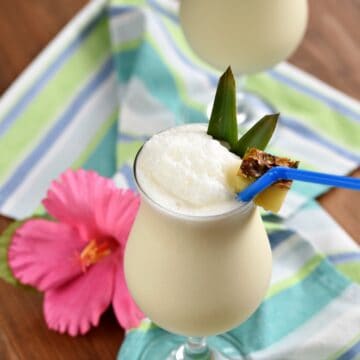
[236,193,250,203]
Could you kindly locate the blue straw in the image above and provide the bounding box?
[237,166,360,202]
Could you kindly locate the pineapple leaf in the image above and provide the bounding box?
[207,67,238,149]
[234,113,279,157]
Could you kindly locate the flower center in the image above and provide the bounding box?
[80,239,112,271]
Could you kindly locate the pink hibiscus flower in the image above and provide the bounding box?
[8,169,144,336]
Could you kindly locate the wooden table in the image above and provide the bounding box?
[0,0,359,359]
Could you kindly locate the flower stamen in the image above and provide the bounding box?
[80,239,111,271]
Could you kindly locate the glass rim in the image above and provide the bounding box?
[132,140,254,222]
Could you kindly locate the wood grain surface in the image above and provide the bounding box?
[0,0,359,359]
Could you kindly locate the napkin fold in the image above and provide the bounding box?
[0,0,359,358]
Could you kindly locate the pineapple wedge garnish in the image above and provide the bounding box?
[228,148,299,213]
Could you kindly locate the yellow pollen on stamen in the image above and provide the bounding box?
[80,239,111,271]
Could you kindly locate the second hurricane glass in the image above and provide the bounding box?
[179,0,309,124]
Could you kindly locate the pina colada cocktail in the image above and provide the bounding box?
[124,125,272,359]
[179,0,308,74]
[179,0,308,123]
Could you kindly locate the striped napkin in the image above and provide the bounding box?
[0,0,359,358]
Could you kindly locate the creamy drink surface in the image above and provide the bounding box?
[136,124,241,216]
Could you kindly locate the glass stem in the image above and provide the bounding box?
[236,75,250,125]
[236,75,246,105]
[184,337,211,359]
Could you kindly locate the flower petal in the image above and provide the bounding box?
[43,169,117,240]
[113,259,144,330]
[44,254,117,336]
[95,188,140,246]
[43,169,140,244]
[8,220,83,291]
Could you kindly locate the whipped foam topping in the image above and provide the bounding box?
[135,124,242,216]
